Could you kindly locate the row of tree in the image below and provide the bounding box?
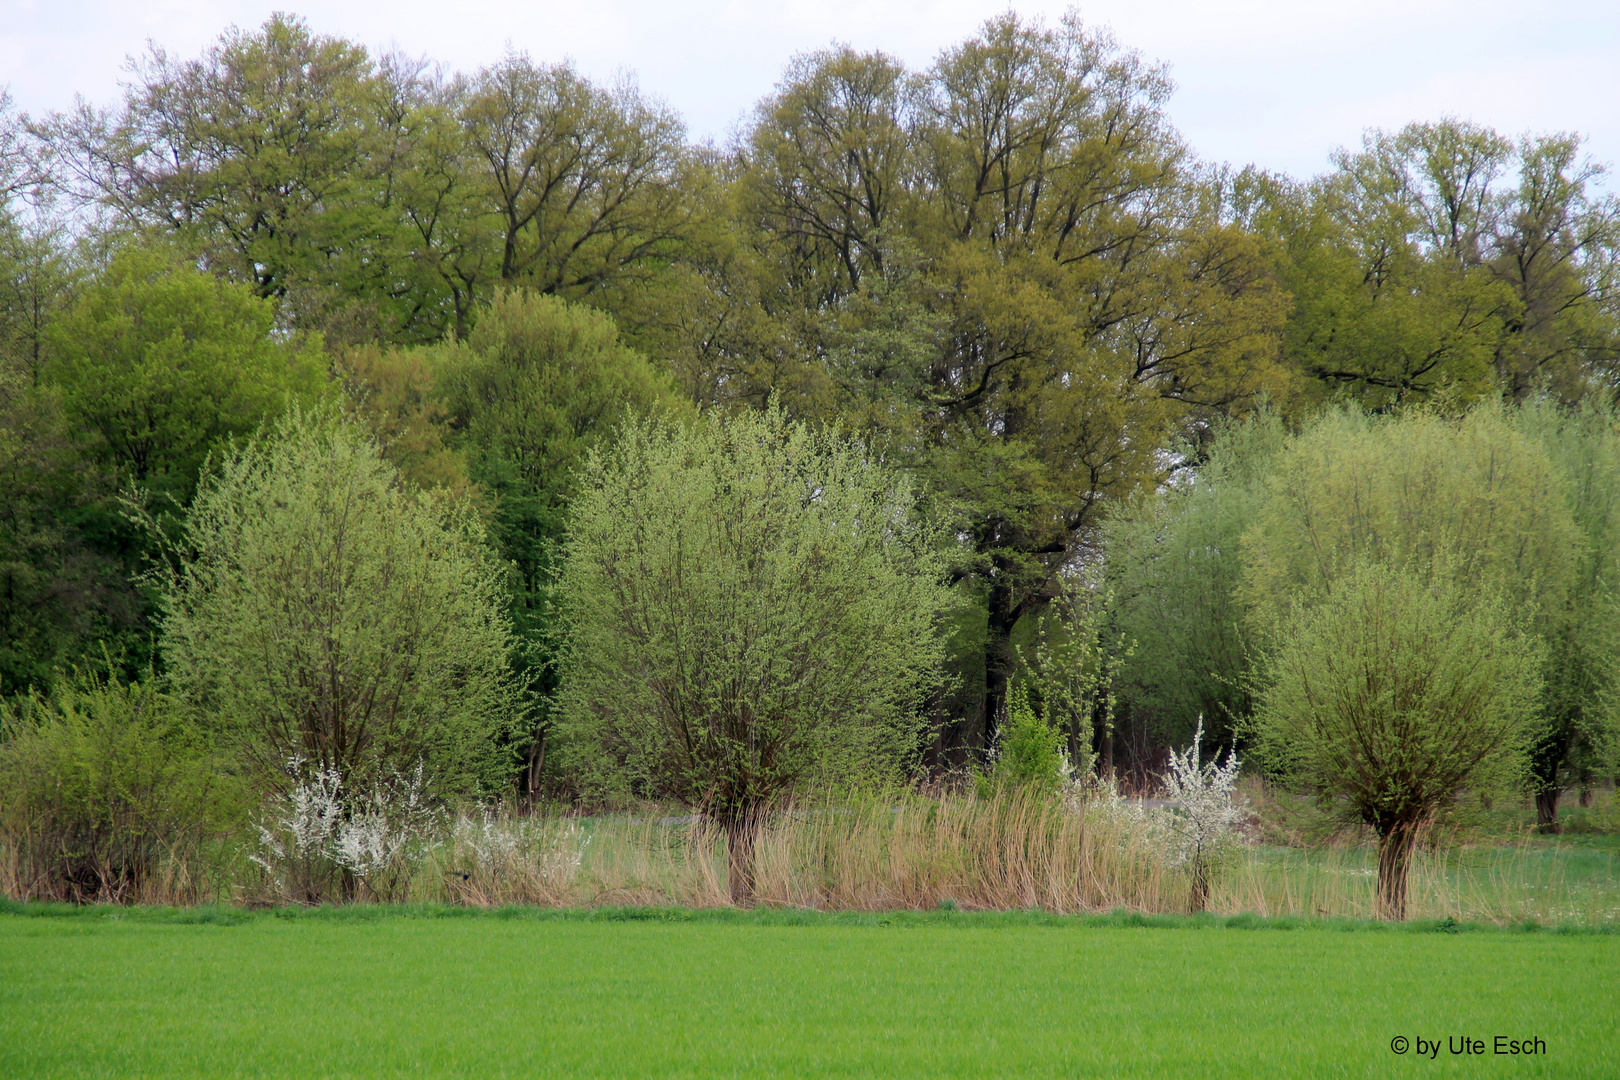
[5,14,1618,749]
[2,13,1618,879]
[9,391,1609,915]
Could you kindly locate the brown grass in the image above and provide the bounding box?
[5,787,1615,924]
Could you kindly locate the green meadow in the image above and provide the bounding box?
[2,907,1615,1079]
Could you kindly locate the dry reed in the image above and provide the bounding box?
[4,787,1615,924]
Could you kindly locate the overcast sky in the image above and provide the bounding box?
[4,0,1617,181]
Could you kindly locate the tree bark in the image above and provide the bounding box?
[1535,788,1562,834]
[1376,819,1420,921]
[1189,852,1210,913]
[1529,729,1568,835]
[721,806,761,905]
[525,723,548,802]
[981,576,1018,758]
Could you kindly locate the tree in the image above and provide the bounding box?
[734,13,1292,756]
[160,411,517,793]
[459,53,690,296]
[1238,121,1620,409]
[427,290,688,792]
[1158,718,1244,913]
[1254,562,1540,919]
[1491,135,1620,401]
[1243,405,1579,918]
[44,17,389,298]
[554,406,951,901]
[743,46,912,305]
[44,245,325,507]
[1515,401,1620,829]
[1104,412,1284,753]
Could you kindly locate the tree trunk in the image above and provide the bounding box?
[1376,819,1420,921]
[1535,788,1562,834]
[720,806,761,906]
[525,723,548,802]
[982,577,1017,758]
[1189,852,1210,913]
[1529,729,1568,835]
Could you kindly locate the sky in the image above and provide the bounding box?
[3,0,1618,181]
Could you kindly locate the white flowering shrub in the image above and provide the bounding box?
[445,809,591,905]
[1158,718,1246,911]
[250,758,442,903]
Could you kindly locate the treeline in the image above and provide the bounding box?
[2,11,1619,874]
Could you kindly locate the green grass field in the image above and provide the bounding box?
[2,908,1616,1078]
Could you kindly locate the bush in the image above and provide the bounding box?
[0,672,237,902]
[982,685,1070,795]
[161,410,519,795]
[248,759,441,904]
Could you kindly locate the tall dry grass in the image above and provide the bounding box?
[4,786,1615,924]
[410,788,1618,925]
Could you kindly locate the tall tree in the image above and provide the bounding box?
[460,54,690,297]
[1241,121,1620,409]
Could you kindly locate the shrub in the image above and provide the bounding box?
[249,759,441,903]
[1157,718,1245,913]
[0,672,235,902]
[982,685,1071,795]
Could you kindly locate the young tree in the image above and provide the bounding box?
[161,411,517,793]
[553,405,951,901]
[1254,562,1540,919]
[1158,718,1244,913]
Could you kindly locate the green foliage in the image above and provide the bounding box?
[1012,580,1126,778]
[424,291,688,789]
[43,245,326,505]
[0,670,236,902]
[730,15,1294,748]
[1236,121,1620,409]
[459,55,690,296]
[983,685,1069,795]
[160,411,518,794]
[434,290,686,604]
[1243,405,1579,634]
[1106,412,1285,747]
[1513,400,1620,825]
[554,405,951,826]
